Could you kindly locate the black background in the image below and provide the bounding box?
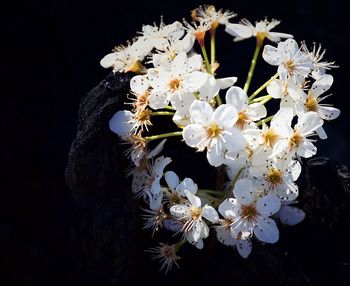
[2,0,350,285]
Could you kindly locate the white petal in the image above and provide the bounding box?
[222,127,246,153]
[170,204,189,218]
[317,106,340,120]
[202,206,219,223]
[185,190,201,208]
[100,53,117,68]
[176,178,198,195]
[148,89,169,110]
[187,54,203,72]
[189,100,213,125]
[171,52,188,77]
[170,91,195,111]
[311,74,333,98]
[296,112,323,135]
[248,103,267,121]
[216,227,236,246]
[266,32,293,42]
[236,239,252,258]
[278,205,305,225]
[256,194,281,216]
[147,191,163,211]
[153,156,172,176]
[212,104,239,129]
[147,139,167,159]
[218,198,240,218]
[263,45,282,66]
[191,221,202,241]
[206,139,225,167]
[297,139,317,158]
[225,23,253,40]
[130,75,149,95]
[271,107,294,132]
[316,126,327,140]
[183,124,207,149]
[277,65,288,81]
[165,171,179,190]
[109,110,133,138]
[198,75,219,102]
[183,71,209,93]
[267,80,283,99]
[225,86,248,111]
[254,217,279,243]
[233,178,254,205]
[217,77,238,89]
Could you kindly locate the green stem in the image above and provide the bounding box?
[257,115,274,126]
[163,106,175,111]
[145,131,183,141]
[215,94,222,106]
[256,115,274,126]
[175,240,186,252]
[248,73,279,101]
[249,95,271,104]
[225,167,244,196]
[151,111,175,116]
[200,45,212,74]
[210,29,216,68]
[198,189,219,195]
[244,42,262,93]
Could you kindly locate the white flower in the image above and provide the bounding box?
[140,20,185,51]
[147,243,181,274]
[276,201,305,226]
[170,190,219,249]
[148,52,208,110]
[227,178,281,243]
[100,37,152,73]
[183,19,212,46]
[301,42,338,79]
[183,100,246,167]
[192,5,236,26]
[295,74,340,139]
[225,19,292,43]
[263,39,313,84]
[225,86,267,130]
[216,199,253,258]
[132,156,171,210]
[129,75,151,111]
[251,159,301,201]
[109,110,134,139]
[272,111,324,159]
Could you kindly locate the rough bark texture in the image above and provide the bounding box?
[65,73,350,286]
[65,72,135,285]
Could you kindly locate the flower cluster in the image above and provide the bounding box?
[101,4,340,273]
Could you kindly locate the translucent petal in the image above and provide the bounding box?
[225,86,248,111]
[202,206,219,223]
[278,205,305,226]
[185,190,201,208]
[212,104,239,129]
[233,178,254,205]
[256,194,281,216]
[109,110,133,138]
[263,45,282,66]
[165,171,179,191]
[254,217,279,243]
[183,124,207,148]
[189,100,213,125]
[311,74,333,98]
[216,226,236,246]
[236,239,252,258]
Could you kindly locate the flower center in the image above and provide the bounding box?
[305,94,318,112]
[236,110,250,129]
[289,130,304,149]
[266,168,283,185]
[169,78,181,92]
[284,60,296,75]
[241,204,258,221]
[262,128,280,148]
[206,123,223,138]
[190,207,202,220]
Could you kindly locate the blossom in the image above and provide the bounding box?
[132,156,171,210]
[225,86,267,130]
[263,39,313,84]
[128,74,151,111]
[183,100,246,167]
[301,42,338,79]
[216,199,252,258]
[225,19,292,43]
[100,37,152,73]
[147,243,181,274]
[192,4,236,26]
[295,74,340,139]
[148,52,208,110]
[272,111,324,159]
[170,190,219,249]
[227,178,281,243]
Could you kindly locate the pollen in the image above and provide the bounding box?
[169,78,181,91]
[241,204,258,221]
[305,94,318,112]
[284,60,296,75]
[262,128,280,148]
[289,130,303,149]
[236,110,250,129]
[266,168,283,185]
[206,123,223,138]
[190,207,202,220]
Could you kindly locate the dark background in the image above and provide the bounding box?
[2,0,350,285]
